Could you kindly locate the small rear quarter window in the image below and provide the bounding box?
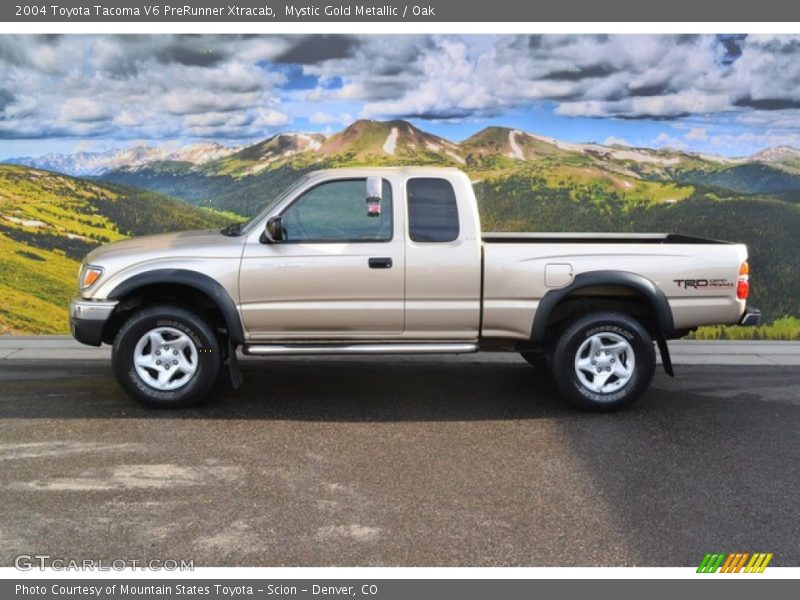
[407,178,460,243]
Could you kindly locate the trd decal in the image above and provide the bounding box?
[674,278,734,289]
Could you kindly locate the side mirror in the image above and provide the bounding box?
[264,216,284,243]
[366,176,382,217]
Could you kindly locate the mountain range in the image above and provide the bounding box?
[51,119,790,220]
[7,142,242,177]
[8,119,800,185]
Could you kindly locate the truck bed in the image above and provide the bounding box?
[479,232,748,340]
[482,232,730,245]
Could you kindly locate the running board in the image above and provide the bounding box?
[242,342,479,356]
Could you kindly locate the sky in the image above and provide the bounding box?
[2,33,800,159]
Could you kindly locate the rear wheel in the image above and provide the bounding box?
[551,311,655,411]
[112,306,221,408]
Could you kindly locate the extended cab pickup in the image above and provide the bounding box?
[70,167,760,410]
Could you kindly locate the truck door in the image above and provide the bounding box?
[239,177,405,339]
[403,176,482,339]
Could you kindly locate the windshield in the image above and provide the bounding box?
[222,175,312,236]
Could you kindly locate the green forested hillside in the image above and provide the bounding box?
[674,162,800,195]
[0,164,235,333]
[102,162,322,217]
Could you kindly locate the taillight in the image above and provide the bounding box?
[737,261,750,300]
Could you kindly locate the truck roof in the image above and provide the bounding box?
[306,166,467,179]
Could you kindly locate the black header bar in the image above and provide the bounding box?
[4,0,800,22]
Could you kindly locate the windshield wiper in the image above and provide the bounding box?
[220,222,243,237]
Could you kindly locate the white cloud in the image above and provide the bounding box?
[603,136,630,146]
[652,132,687,149]
[338,35,733,120]
[309,111,353,125]
[58,98,110,124]
[163,90,260,116]
[685,127,708,141]
[0,35,292,140]
[359,40,510,119]
[316,34,800,125]
[184,112,243,128]
[252,107,290,128]
[710,131,800,152]
[556,91,732,120]
[2,96,38,120]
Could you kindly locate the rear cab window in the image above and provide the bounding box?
[407,177,460,243]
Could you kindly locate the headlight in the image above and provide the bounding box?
[80,265,104,290]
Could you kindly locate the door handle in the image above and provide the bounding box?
[368,257,393,269]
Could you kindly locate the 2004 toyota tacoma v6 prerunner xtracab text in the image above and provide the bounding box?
[70,167,761,411]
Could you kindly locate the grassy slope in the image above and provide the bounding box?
[691,317,800,341]
[0,164,236,334]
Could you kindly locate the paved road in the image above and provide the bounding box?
[0,357,798,567]
[4,337,800,365]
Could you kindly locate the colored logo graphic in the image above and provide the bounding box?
[697,553,773,573]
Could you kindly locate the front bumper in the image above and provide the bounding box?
[739,307,762,326]
[69,297,118,346]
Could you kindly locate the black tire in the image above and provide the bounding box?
[112,305,221,408]
[519,351,551,371]
[551,311,656,412]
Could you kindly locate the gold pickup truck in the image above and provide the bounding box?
[70,167,760,411]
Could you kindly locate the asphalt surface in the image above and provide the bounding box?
[5,337,800,365]
[0,356,798,567]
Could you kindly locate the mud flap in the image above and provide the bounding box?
[656,333,674,377]
[228,337,244,389]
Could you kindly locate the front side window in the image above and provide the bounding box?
[407,178,460,243]
[281,179,393,243]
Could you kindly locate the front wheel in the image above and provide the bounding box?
[551,311,656,411]
[112,306,221,408]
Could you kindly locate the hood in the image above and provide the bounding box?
[85,229,240,263]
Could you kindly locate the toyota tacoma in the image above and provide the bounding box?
[70,167,761,411]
